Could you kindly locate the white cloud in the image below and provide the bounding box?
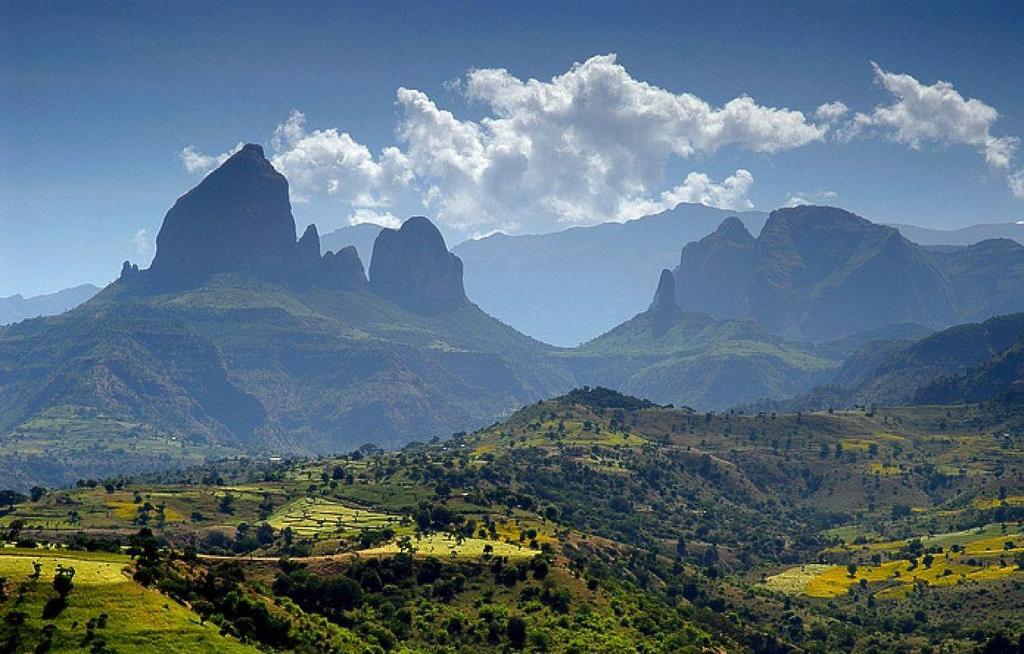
[179,54,832,236]
[268,110,413,205]
[348,208,402,229]
[1010,169,1024,198]
[814,101,849,123]
[179,143,243,174]
[617,169,755,220]
[132,228,152,255]
[845,63,1019,172]
[784,189,838,207]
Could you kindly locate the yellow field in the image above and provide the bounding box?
[767,557,1024,599]
[0,549,130,585]
[359,533,539,559]
[761,564,832,594]
[972,495,1024,510]
[868,463,902,476]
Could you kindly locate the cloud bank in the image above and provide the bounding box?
[179,57,1024,236]
[180,54,829,235]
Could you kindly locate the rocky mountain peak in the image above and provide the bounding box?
[368,216,467,313]
[712,216,755,242]
[146,143,297,288]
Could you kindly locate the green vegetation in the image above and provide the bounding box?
[1,387,1022,652]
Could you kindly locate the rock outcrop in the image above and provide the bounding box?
[674,216,755,321]
[648,268,683,335]
[320,246,368,290]
[650,268,678,312]
[368,216,467,313]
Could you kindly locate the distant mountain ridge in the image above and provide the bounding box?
[743,312,1024,412]
[561,269,839,409]
[0,284,100,325]
[890,221,1024,246]
[675,205,1024,341]
[451,204,767,346]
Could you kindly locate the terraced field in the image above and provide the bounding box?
[267,497,402,536]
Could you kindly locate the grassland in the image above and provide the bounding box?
[359,533,539,559]
[0,549,256,653]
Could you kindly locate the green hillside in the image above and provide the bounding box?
[0,274,573,489]
[2,388,1021,652]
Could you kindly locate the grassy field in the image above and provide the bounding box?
[0,549,256,653]
[358,533,539,559]
[767,522,1024,599]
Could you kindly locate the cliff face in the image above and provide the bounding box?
[368,216,467,313]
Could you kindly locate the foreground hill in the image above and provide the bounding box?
[675,206,1024,341]
[2,388,1021,652]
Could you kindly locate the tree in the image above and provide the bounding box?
[506,616,527,649]
[193,600,215,624]
[846,563,857,578]
[30,486,46,502]
[0,490,26,510]
[218,493,235,515]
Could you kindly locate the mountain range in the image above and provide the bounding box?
[889,221,1024,246]
[5,145,1024,489]
[322,204,766,346]
[0,146,571,487]
[0,284,99,326]
[675,205,1024,341]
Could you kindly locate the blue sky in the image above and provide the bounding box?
[2,0,1023,297]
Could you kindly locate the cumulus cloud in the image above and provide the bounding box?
[1010,169,1024,199]
[349,208,402,229]
[179,54,832,235]
[268,111,412,205]
[617,169,755,220]
[814,101,849,123]
[845,63,1019,172]
[394,54,825,232]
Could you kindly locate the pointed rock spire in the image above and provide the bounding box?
[368,216,467,313]
[651,269,677,311]
[297,224,321,262]
[147,143,298,288]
